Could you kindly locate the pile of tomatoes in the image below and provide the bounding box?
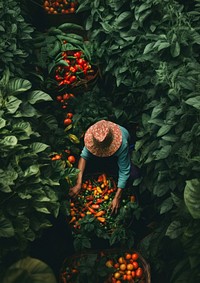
[60,250,148,283]
[55,50,95,87]
[105,251,146,283]
[43,0,78,14]
[68,174,136,232]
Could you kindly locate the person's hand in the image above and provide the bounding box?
[109,196,121,214]
[69,184,81,198]
[109,188,122,214]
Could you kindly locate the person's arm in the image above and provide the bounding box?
[69,157,87,197]
[110,141,131,214]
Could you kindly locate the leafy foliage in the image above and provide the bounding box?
[1,0,200,282]
[0,69,67,266]
[0,0,34,77]
[76,0,200,281]
[2,256,57,283]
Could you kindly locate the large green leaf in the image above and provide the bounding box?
[184,179,200,219]
[0,167,18,187]
[24,165,40,178]
[166,220,184,239]
[12,122,33,137]
[30,142,49,153]
[0,117,6,129]
[185,96,200,110]
[154,145,172,160]
[0,216,15,238]
[2,257,57,283]
[27,90,53,105]
[8,78,32,94]
[5,96,22,113]
[0,136,18,147]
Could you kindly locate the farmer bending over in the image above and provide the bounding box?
[69,120,132,214]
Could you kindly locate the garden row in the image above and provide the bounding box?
[1,1,200,282]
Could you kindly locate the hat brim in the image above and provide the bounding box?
[84,121,122,157]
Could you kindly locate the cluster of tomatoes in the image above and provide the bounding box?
[43,0,78,14]
[105,251,145,283]
[56,92,75,109]
[50,148,76,164]
[50,91,78,166]
[68,174,136,231]
[60,250,146,283]
[55,50,95,87]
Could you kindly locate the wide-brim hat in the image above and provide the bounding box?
[84,120,122,157]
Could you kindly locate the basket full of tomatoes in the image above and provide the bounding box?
[42,0,84,27]
[54,50,98,92]
[43,0,78,14]
[60,249,150,283]
[67,173,140,238]
[104,249,151,283]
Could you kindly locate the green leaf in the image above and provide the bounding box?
[0,136,18,147]
[101,22,113,33]
[2,257,57,283]
[151,104,164,119]
[0,216,15,237]
[184,179,200,219]
[30,142,49,153]
[43,115,58,130]
[0,117,6,129]
[170,41,180,57]
[154,145,172,160]
[13,122,33,137]
[0,167,18,186]
[115,11,132,28]
[160,197,174,214]
[16,102,39,118]
[161,134,178,142]
[157,124,172,137]
[166,220,184,239]
[157,41,170,51]
[185,96,200,110]
[34,205,51,214]
[143,42,155,54]
[24,165,40,177]
[8,78,32,94]
[5,96,22,113]
[27,90,53,105]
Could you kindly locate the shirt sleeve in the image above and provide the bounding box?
[80,146,93,160]
[116,142,131,189]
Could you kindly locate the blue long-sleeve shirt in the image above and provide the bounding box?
[80,126,131,189]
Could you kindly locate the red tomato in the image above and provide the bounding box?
[56,95,62,101]
[132,261,139,270]
[135,267,143,278]
[67,155,76,164]
[63,93,70,100]
[131,253,139,261]
[67,112,73,118]
[63,118,72,125]
[70,75,76,83]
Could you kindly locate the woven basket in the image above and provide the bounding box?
[59,248,151,283]
[67,172,138,236]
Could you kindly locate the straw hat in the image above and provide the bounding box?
[84,120,122,157]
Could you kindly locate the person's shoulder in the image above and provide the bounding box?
[119,125,130,138]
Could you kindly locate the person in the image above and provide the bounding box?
[69,120,132,214]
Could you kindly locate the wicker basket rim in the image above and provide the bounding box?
[60,248,151,282]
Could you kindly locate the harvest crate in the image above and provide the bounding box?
[60,248,151,283]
